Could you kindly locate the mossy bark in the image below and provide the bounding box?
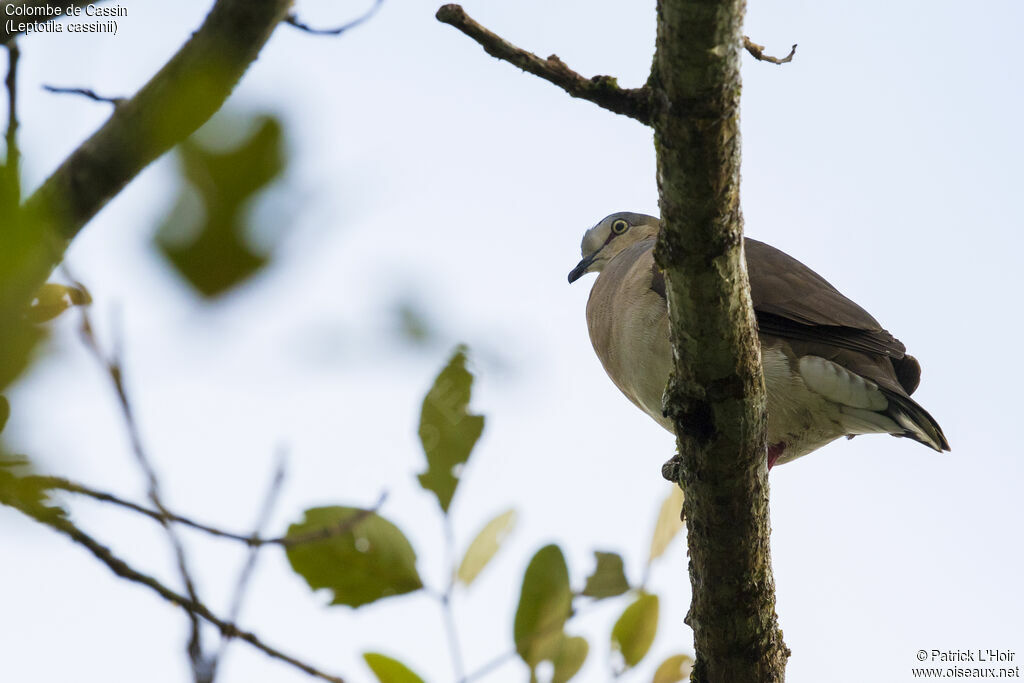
[651,0,789,681]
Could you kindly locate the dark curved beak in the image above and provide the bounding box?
[567,255,595,284]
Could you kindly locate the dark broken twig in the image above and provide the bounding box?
[743,36,797,64]
[285,0,384,36]
[42,84,125,105]
[4,41,20,203]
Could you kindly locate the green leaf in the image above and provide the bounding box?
[652,654,694,683]
[417,346,484,513]
[155,114,285,297]
[363,652,426,683]
[0,396,9,435]
[581,551,630,599]
[648,486,685,565]
[457,508,517,586]
[514,544,572,668]
[612,592,660,668]
[285,506,423,608]
[552,635,589,683]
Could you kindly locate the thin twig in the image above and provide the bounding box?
[78,309,207,681]
[42,84,124,105]
[742,36,797,65]
[13,503,347,683]
[461,599,606,682]
[4,40,20,204]
[284,0,384,36]
[464,650,517,683]
[279,497,387,546]
[435,4,651,125]
[208,453,288,683]
[438,516,466,682]
[34,474,387,547]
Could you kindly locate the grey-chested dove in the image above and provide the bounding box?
[568,211,949,467]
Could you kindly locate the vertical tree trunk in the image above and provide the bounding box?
[651,1,789,681]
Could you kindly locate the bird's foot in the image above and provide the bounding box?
[662,452,684,483]
[767,442,786,470]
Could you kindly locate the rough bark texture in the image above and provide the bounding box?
[0,0,292,316]
[651,1,789,681]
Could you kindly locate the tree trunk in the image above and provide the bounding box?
[651,0,789,680]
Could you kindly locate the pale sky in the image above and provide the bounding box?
[3,1,1023,682]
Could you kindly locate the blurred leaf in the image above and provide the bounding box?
[285,506,423,608]
[612,592,659,668]
[514,544,572,669]
[649,486,685,565]
[417,346,484,513]
[0,320,44,392]
[0,396,9,434]
[395,299,435,346]
[25,282,92,323]
[652,654,694,683]
[457,508,517,586]
[0,160,18,209]
[581,551,630,599]
[155,114,284,297]
[363,652,425,683]
[552,635,589,683]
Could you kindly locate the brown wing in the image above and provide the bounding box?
[744,238,910,356]
[647,237,942,448]
[649,238,921,395]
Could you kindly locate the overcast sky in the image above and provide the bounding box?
[3,1,1023,682]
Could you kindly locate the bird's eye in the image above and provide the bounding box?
[611,219,629,235]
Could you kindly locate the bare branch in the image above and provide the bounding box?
[435,4,650,125]
[4,41,19,203]
[12,503,347,683]
[1,0,292,323]
[42,84,124,105]
[77,309,208,680]
[438,516,465,681]
[464,651,516,683]
[276,496,388,546]
[284,0,384,36]
[36,474,388,547]
[743,36,797,64]
[209,454,287,683]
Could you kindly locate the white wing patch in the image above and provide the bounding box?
[797,356,889,411]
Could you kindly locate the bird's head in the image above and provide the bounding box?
[568,212,659,283]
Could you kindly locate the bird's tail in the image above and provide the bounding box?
[886,393,950,452]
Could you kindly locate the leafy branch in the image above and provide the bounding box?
[1,0,292,322]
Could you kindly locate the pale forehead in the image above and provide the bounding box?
[597,211,657,227]
[581,212,658,254]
